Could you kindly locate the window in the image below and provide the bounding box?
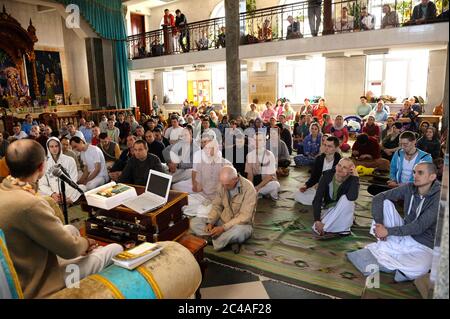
[163,70,187,104]
[278,56,325,103]
[365,49,429,101]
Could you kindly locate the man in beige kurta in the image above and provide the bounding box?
[190,166,257,253]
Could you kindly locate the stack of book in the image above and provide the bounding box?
[112,242,163,270]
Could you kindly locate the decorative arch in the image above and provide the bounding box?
[210,1,225,19]
[0,5,39,97]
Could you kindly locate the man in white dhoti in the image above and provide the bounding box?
[295,136,341,205]
[312,158,359,236]
[190,166,257,253]
[180,130,231,218]
[347,162,441,282]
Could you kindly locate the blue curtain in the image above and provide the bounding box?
[55,0,130,108]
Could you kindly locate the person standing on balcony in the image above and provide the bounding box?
[308,0,322,37]
[162,9,175,54]
[381,4,400,28]
[334,7,354,32]
[410,0,437,25]
[360,6,376,30]
[175,9,190,53]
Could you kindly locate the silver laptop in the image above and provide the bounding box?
[123,170,172,214]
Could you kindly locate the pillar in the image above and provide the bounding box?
[322,0,334,35]
[225,0,241,119]
[433,44,449,299]
[85,37,107,109]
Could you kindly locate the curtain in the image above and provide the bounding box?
[55,0,130,108]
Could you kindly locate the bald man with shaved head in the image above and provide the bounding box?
[312,157,360,237]
[0,139,122,298]
[190,165,257,254]
[348,162,441,282]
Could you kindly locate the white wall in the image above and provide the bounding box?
[426,49,447,113]
[324,56,366,116]
[62,20,90,104]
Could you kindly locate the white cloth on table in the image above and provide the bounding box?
[366,200,433,280]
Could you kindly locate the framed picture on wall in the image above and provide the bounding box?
[26,50,65,103]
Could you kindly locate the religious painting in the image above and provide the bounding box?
[0,48,16,98]
[26,50,64,102]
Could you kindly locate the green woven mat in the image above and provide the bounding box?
[205,166,421,299]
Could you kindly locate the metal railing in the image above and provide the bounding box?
[126,0,449,60]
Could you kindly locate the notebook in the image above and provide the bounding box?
[112,242,163,270]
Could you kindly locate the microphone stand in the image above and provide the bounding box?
[60,178,69,225]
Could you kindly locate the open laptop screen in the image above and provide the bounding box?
[146,173,171,198]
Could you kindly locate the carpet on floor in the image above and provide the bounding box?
[205,166,422,299]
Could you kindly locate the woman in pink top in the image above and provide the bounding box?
[275,99,284,118]
[330,115,350,152]
[261,101,276,123]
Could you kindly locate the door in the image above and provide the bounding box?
[135,80,151,116]
[131,13,146,57]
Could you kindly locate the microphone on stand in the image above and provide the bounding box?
[51,166,85,194]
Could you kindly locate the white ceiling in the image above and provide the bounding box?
[122,0,179,9]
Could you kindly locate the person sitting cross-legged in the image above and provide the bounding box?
[190,166,257,253]
[70,136,109,191]
[351,133,390,171]
[294,122,322,166]
[245,132,280,200]
[109,135,137,182]
[367,131,432,196]
[312,158,360,237]
[0,139,122,298]
[295,136,342,206]
[347,162,441,282]
[98,132,121,169]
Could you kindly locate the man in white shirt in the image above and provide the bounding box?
[12,123,28,140]
[70,136,109,190]
[164,115,184,144]
[245,132,280,200]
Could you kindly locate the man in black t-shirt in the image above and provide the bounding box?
[175,9,190,52]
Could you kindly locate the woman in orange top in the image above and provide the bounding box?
[313,98,329,125]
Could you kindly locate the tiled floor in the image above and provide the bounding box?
[199,260,332,299]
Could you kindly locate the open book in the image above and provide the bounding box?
[112,242,163,270]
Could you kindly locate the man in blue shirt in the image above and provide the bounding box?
[21,114,38,135]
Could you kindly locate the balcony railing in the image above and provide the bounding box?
[126,0,449,60]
